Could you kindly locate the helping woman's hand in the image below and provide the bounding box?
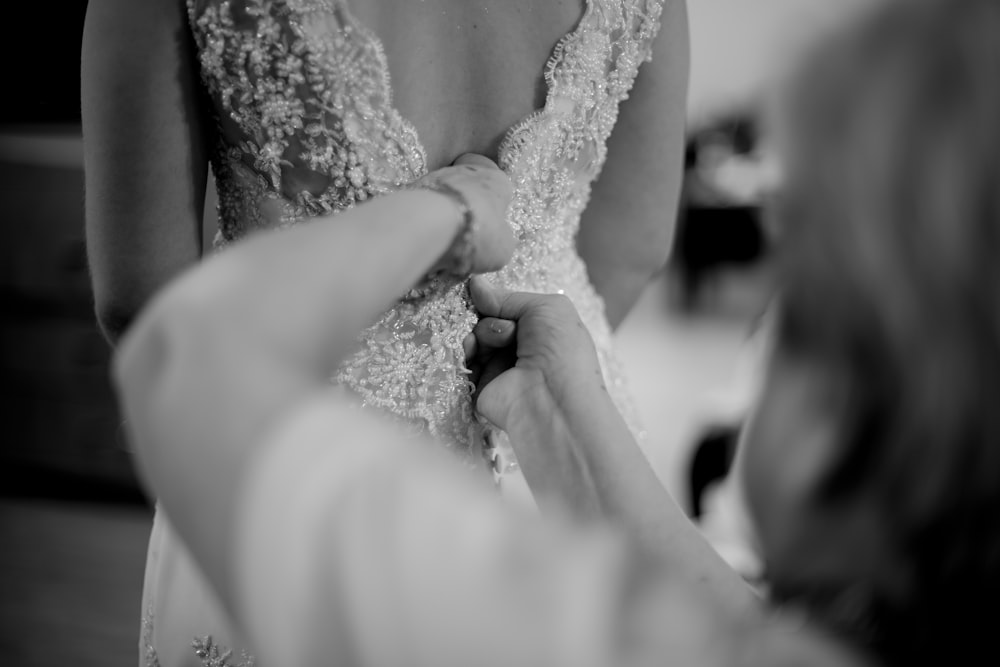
[466,276,607,432]
[417,154,516,275]
[466,277,638,520]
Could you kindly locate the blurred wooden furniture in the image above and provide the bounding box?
[668,111,774,319]
[0,128,146,504]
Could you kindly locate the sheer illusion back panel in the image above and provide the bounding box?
[142,2,665,665]
[188,0,427,232]
[186,0,662,460]
[345,0,586,169]
[186,0,584,228]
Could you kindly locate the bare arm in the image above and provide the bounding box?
[233,398,848,667]
[470,279,759,613]
[114,162,513,605]
[82,0,211,344]
[576,0,690,328]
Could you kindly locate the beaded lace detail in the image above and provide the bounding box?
[187,0,661,464]
[149,1,662,664]
[492,0,663,441]
[142,604,256,667]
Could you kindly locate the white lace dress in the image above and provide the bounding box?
[141,1,664,665]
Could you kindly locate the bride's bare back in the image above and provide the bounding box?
[83,1,690,666]
[351,0,583,168]
[84,0,689,343]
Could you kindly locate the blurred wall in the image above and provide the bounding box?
[0,0,876,502]
[0,2,146,501]
[2,4,89,126]
[687,0,873,123]
[0,130,142,500]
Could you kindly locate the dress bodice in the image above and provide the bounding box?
[141,3,666,667]
[186,0,663,466]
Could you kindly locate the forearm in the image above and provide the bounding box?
[90,252,202,345]
[584,259,670,328]
[577,0,689,329]
[117,189,465,462]
[577,169,681,330]
[115,189,465,603]
[506,379,759,612]
[506,380,664,535]
[83,0,212,345]
[158,190,467,376]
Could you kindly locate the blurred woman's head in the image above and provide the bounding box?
[741,0,1000,662]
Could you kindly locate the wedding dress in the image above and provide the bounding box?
[141,0,664,664]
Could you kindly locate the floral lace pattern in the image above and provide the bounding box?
[187,0,660,459]
[155,0,662,661]
[492,0,662,436]
[143,604,256,667]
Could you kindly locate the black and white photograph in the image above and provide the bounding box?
[1,1,994,665]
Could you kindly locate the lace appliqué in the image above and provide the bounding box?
[192,637,256,667]
[491,0,663,436]
[141,606,159,667]
[142,605,255,667]
[186,0,663,463]
[188,0,426,228]
[148,1,664,663]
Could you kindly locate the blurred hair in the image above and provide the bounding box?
[769,0,1000,662]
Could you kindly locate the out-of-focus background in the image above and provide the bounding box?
[0,2,869,665]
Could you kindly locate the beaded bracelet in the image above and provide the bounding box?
[418,179,478,277]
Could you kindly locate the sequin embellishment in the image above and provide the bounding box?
[186,0,660,461]
[151,0,663,659]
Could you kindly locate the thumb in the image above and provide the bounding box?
[470,277,555,322]
[476,367,536,431]
[469,276,504,317]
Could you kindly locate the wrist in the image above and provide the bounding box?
[498,376,604,517]
[504,368,625,464]
[415,179,477,277]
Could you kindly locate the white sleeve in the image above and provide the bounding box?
[233,394,632,667]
